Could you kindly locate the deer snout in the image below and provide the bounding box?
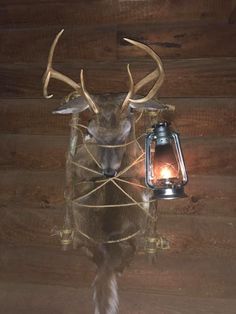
[103,168,117,178]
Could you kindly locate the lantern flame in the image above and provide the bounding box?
[160,166,173,179]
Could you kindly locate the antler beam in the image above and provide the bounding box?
[80,69,99,114]
[120,64,134,112]
[121,38,165,110]
[42,29,81,99]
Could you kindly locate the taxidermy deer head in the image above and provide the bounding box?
[42,29,169,314]
[42,29,169,178]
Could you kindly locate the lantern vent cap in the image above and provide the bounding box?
[152,121,170,130]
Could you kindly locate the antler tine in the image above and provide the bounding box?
[123,38,165,104]
[80,69,99,114]
[42,29,81,99]
[121,64,134,112]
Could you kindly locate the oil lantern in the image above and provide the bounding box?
[145,121,188,199]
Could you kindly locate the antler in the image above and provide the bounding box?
[80,69,99,114]
[42,29,81,99]
[121,38,165,111]
[43,29,100,114]
[120,64,134,112]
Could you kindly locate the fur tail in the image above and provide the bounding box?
[93,266,119,314]
[91,240,136,314]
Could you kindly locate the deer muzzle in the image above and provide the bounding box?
[103,168,118,178]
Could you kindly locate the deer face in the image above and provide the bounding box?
[87,100,132,177]
[55,93,134,176]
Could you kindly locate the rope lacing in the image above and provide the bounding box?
[67,121,156,244]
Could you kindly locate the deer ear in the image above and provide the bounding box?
[129,99,174,112]
[53,96,89,114]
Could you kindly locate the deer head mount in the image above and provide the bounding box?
[42,30,171,177]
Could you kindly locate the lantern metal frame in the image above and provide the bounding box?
[145,121,188,200]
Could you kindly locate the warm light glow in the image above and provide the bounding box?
[160,166,172,179]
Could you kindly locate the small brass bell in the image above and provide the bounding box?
[51,226,74,251]
[145,235,170,256]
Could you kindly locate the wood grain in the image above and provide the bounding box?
[1,58,235,98]
[0,27,117,63]
[118,23,236,59]
[0,0,235,309]
[0,0,233,27]
[1,282,236,314]
[0,171,235,216]
[0,22,235,63]
[1,247,236,299]
[0,98,235,137]
[183,137,236,175]
[0,98,71,135]
[0,134,69,170]
[0,170,65,204]
[0,134,235,175]
[166,97,236,137]
[1,204,236,254]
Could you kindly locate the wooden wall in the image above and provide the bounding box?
[0,1,236,313]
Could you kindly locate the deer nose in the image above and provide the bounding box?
[103,168,117,178]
